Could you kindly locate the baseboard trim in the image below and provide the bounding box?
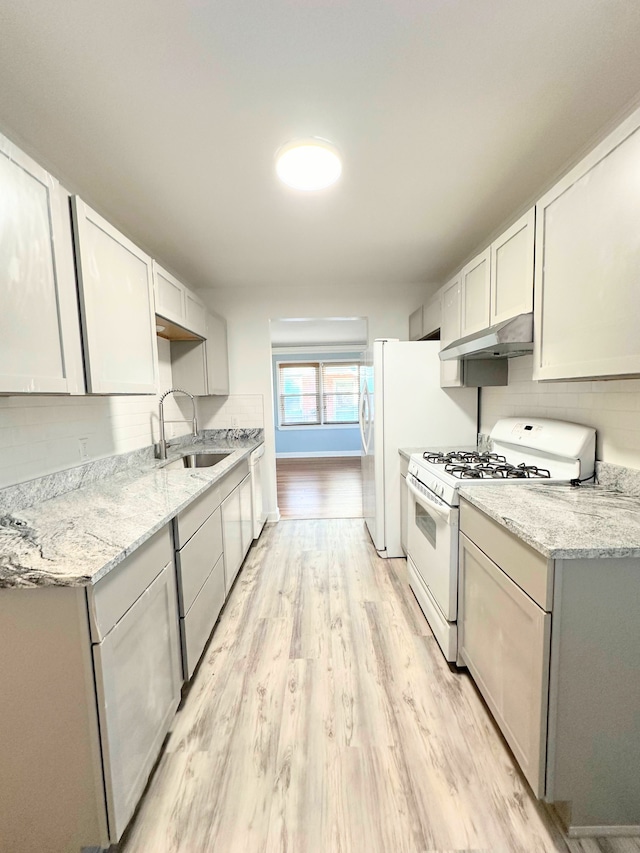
[567,825,640,838]
[266,509,281,522]
[275,451,361,459]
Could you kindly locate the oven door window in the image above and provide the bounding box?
[415,501,437,549]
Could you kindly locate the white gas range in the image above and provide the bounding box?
[405,417,596,662]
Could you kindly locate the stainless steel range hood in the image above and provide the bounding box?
[439,312,533,361]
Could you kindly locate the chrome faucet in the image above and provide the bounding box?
[157,388,198,459]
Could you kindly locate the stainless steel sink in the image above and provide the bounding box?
[182,452,231,468]
[161,452,231,471]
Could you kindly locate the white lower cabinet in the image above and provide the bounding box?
[181,554,226,680]
[93,561,182,839]
[459,532,551,796]
[222,481,244,592]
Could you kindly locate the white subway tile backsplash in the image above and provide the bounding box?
[481,355,640,468]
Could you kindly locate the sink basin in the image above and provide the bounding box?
[160,452,231,471]
[182,452,231,468]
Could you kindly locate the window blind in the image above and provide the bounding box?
[278,362,321,425]
[321,362,360,424]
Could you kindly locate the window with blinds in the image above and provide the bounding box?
[277,361,362,427]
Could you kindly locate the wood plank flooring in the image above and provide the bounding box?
[276,457,362,519]
[120,520,640,853]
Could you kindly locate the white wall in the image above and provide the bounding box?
[481,355,640,469]
[200,281,432,517]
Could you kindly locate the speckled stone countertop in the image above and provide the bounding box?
[459,483,640,560]
[0,437,262,589]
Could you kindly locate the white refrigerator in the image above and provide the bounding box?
[360,339,477,558]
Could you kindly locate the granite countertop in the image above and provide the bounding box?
[459,483,640,560]
[0,437,262,589]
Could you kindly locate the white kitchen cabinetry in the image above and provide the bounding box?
[185,289,207,338]
[408,294,440,341]
[534,109,640,380]
[439,275,464,388]
[459,498,640,833]
[0,133,84,394]
[460,248,491,337]
[171,309,230,396]
[490,208,534,325]
[221,469,253,594]
[0,524,181,850]
[399,454,409,555]
[71,197,158,394]
[154,262,187,328]
[240,472,253,555]
[459,531,550,796]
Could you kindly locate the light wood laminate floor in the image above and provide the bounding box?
[120,520,640,853]
[277,457,362,519]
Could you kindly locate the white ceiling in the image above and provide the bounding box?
[1,1,640,292]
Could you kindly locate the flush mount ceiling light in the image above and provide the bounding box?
[275,138,342,191]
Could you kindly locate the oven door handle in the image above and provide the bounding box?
[407,477,452,520]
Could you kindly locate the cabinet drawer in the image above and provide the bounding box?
[176,507,223,615]
[459,533,551,796]
[88,526,173,642]
[180,553,225,680]
[459,499,552,610]
[174,482,222,548]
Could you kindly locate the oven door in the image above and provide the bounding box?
[406,475,459,621]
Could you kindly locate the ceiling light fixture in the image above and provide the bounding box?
[275,138,342,191]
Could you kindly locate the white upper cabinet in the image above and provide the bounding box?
[439,275,464,388]
[490,208,534,326]
[184,290,207,338]
[153,263,186,327]
[534,108,640,381]
[0,134,84,394]
[153,262,207,339]
[205,310,230,395]
[408,306,423,341]
[460,248,491,337]
[72,198,158,394]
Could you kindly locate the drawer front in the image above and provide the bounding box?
[92,562,182,840]
[174,483,222,549]
[460,499,552,610]
[180,553,226,680]
[176,507,223,615]
[88,525,173,642]
[459,533,551,796]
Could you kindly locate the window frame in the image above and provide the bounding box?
[276,358,362,430]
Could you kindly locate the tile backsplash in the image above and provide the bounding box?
[0,339,264,489]
[480,355,640,469]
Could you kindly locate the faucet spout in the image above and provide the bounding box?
[157,388,198,459]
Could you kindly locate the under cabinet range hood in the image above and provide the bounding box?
[439,312,533,361]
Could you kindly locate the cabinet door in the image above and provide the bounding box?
[422,295,440,339]
[490,208,534,325]
[400,474,408,555]
[459,533,551,796]
[534,109,640,380]
[460,248,491,337]
[92,562,182,841]
[239,473,253,558]
[185,290,207,338]
[221,486,243,593]
[0,134,83,394]
[408,306,423,340]
[72,198,158,394]
[205,310,230,395]
[153,262,185,327]
[439,275,464,388]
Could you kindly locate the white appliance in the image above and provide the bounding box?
[406,416,596,662]
[359,340,478,558]
[249,444,265,539]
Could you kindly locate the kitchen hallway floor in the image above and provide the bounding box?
[276,457,362,519]
[120,520,640,853]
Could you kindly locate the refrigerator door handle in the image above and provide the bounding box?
[359,386,369,453]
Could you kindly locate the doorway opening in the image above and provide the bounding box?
[270,317,367,520]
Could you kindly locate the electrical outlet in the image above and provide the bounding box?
[231,416,239,428]
[78,437,89,461]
